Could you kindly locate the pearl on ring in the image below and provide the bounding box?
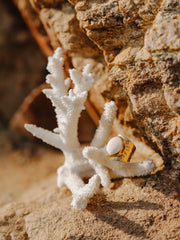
[106,134,136,162]
[106,136,123,156]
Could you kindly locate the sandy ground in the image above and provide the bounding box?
[0,129,179,240]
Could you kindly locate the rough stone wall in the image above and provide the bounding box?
[17,0,180,168]
[0,2,179,239]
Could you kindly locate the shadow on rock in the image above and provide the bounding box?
[133,168,180,200]
[87,193,163,239]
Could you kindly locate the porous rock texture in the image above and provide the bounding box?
[0,133,179,240]
[15,0,179,169]
[1,1,179,239]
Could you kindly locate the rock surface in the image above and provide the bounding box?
[70,0,180,168]
[13,0,179,168]
[1,1,179,239]
[0,130,179,240]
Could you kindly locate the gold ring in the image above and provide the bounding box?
[106,135,136,162]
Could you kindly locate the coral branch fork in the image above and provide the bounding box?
[25,47,155,209]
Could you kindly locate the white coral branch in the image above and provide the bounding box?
[67,174,100,209]
[83,146,155,180]
[91,101,117,148]
[46,47,69,96]
[24,124,65,150]
[69,64,94,95]
[25,47,156,210]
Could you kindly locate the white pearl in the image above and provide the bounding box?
[106,137,123,155]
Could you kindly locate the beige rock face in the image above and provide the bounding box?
[73,0,180,169]
[25,0,180,169]
[1,1,179,240]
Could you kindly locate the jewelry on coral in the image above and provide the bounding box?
[25,47,156,210]
[106,135,136,162]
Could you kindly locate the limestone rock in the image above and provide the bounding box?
[1,1,179,239]
[71,0,180,169]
